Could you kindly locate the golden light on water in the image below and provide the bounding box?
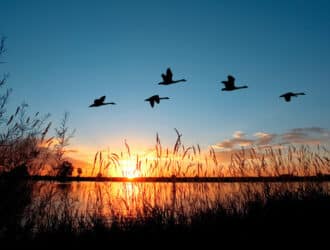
[30,182,330,225]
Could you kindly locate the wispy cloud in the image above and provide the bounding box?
[213,127,330,150]
[254,132,277,145]
[290,127,329,134]
[281,127,330,145]
[215,131,254,149]
[233,131,245,139]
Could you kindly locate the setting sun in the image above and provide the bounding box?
[120,159,139,179]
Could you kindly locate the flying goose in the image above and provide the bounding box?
[89,96,116,107]
[158,68,186,85]
[145,95,169,108]
[221,75,248,91]
[280,92,305,102]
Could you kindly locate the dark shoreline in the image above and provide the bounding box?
[2,174,330,183]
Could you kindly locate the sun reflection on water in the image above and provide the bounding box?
[27,181,330,229]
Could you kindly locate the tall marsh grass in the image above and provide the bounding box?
[92,130,330,178]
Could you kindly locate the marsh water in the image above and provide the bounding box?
[16,180,328,227]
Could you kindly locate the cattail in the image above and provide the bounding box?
[210,147,218,166]
[46,136,54,143]
[15,106,20,116]
[32,119,39,128]
[92,151,99,176]
[41,122,52,142]
[104,162,110,169]
[6,115,13,125]
[124,139,131,158]
[110,153,119,169]
[182,147,192,160]
[192,146,196,156]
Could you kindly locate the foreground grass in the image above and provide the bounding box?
[1,182,329,248]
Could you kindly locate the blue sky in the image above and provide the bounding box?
[1,0,329,158]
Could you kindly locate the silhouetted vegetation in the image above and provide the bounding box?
[77,167,82,177]
[55,160,74,178]
[0,182,329,247]
[92,130,330,178]
[0,37,76,178]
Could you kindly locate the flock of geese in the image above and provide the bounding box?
[89,67,306,108]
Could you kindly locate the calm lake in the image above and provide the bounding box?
[22,181,330,226]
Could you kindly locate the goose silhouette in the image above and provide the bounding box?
[158,68,186,85]
[221,75,248,91]
[89,96,116,107]
[145,95,169,108]
[280,92,305,102]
